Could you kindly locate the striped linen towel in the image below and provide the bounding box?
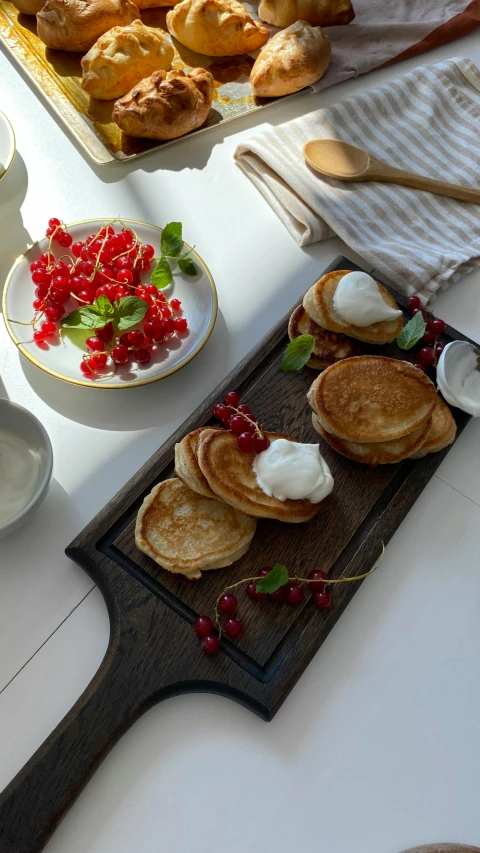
[234,57,480,303]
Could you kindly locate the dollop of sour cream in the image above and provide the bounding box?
[0,431,41,526]
[436,342,480,417]
[333,271,402,327]
[253,439,334,503]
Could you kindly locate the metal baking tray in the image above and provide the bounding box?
[0,0,302,164]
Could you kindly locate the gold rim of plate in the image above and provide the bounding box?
[2,217,218,390]
[0,110,16,181]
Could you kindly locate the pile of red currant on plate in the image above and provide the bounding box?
[194,566,331,655]
[407,295,446,373]
[212,391,270,453]
[25,218,189,378]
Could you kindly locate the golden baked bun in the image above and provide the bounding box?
[258,0,354,28]
[251,21,330,98]
[37,0,140,52]
[81,21,174,100]
[166,0,269,57]
[113,67,214,140]
[11,0,44,15]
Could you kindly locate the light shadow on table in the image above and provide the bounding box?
[0,150,30,301]
[20,309,229,430]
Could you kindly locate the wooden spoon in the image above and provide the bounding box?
[303,138,480,204]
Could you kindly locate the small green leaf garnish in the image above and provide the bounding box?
[256,563,289,594]
[114,296,149,331]
[280,334,315,371]
[62,305,105,330]
[151,257,173,289]
[177,256,197,276]
[95,294,115,317]
[161,222,183,258]
[396,312,426,350]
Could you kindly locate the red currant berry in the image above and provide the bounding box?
[174,317,188,333]
[144,320,160,340]
[72,241,83,258]
[40,321,56,337]
[121,229,134,246]
[96,353,108,369]
[163,317,175,335]
[58,232,72,247]
[194,615,213,637]
[39,252,54,265]
[408,295,421,310]
[201,635,220,655]
[114,286,129,300]
[142,244,155,259]
[430,318,446,334]
[246,581,268,601]
[115,256,134,270]
[284,584,304,606]
[35,285,49,299]
[313,591,332,609]
[127,329,144,347]
[81,261,95,276]
[411,307,427,320]
[48,217,61,228]
[413,361,427,373]
[270,587,285,602]
[78,289,92,303]
[45,225,56,237]
[33,330,46,342]
[98,266,115,283]
[418,347,435,366]
[219,594,237,615]
[136,348,151,365]
[33,299,43,311]
[146,285,158,296]
[213,403,230,421]
[96,322,114,342]
[307,569,327,593]
[46,305,64,321]
[86,336,103,352]
[80,360,94,376]
[116,269,133,284]
[32,269,48,284]
[112,344,129,365]
[435,342,445,360]
[421,330,436,346]
[237,432,255,452]
[50,289,70,304]
[230,415,248,434]
[225,391,240,407]
[160,306,172,318]
[237,404,251,416]
[223,617,243,639]
[254,434,270,453]
[170,298,181,311]
[30,260,42,272]
[53,275,69,291]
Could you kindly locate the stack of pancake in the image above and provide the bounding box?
[307,355,456,465]
[136,427,323,579]
[288,270,403,369]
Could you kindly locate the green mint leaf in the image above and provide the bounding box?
[151,258,173,289]
[256,563,289,594]
[161,222,183,258]
[114,296,149,331]
[61,306,103,330]
[280,334,315,371]
[177,256,197,276]
[95,295,114,317]
[396,312,426,350]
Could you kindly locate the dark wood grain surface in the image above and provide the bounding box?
[0,257,474,853]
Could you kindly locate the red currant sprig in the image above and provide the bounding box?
[194,545,385,654]
[407,295,446,375]
[212,391,270,453]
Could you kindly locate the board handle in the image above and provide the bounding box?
[0,639,147,853]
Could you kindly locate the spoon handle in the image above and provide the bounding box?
[369,158,480,204]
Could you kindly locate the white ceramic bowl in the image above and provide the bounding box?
[0,110,15,182]
[0,399,53,538]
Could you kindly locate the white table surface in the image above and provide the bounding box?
[1,31,480,853]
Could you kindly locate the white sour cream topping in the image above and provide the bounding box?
[436,341,480,417]
[333,271,402,327]
[253,439,334,503]
[0,431,41,525]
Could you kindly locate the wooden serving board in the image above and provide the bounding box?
[0,257,474,853]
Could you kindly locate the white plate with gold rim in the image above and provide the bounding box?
[0,109,15,181]
[2,218,218,389]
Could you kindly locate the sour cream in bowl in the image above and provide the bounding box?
[0,399,53,538]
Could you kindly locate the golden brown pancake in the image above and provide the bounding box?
[307,356,437,443]
[174,427,219,499]
[409,397,457,458]
[135,477,256,579]
[197,431,322,522]
[288,304,360,370]
[312,412,431,465]
[303,270,403,344]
